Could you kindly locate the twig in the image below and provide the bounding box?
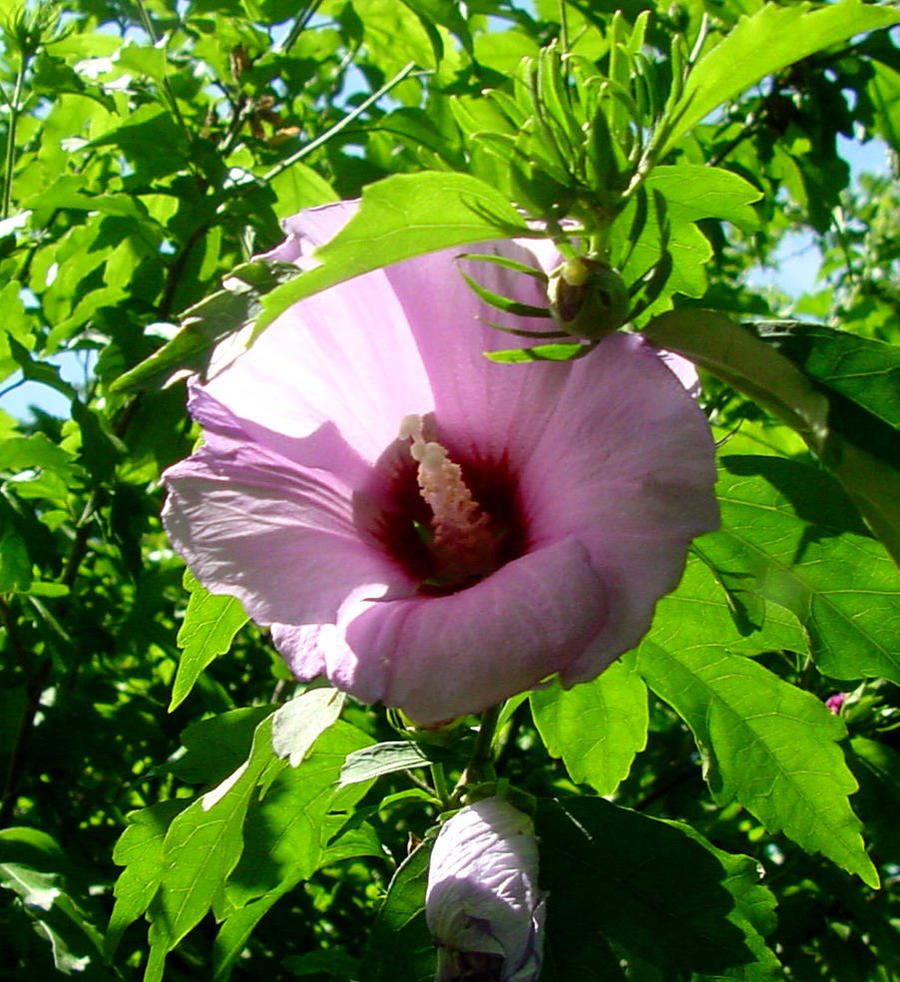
[263,61,422,183]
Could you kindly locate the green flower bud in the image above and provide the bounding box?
[547,257,630,339]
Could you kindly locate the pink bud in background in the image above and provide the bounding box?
[426,798,546,982]
[825,692,847,714]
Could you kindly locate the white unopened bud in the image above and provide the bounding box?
[426,798,546,982]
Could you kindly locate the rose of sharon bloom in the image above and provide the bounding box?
[426,797,546,982]
[162,202,719,723]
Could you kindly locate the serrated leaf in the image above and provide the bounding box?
[145,713,276,979]
[657,0,900,159]
[360,841,435,982]
[752,321,900,441]
[536,797,755,975]
[166,707,272,787]
[641,309,900,566]
[255,172,532,335]
[702,455,900,685]
[169,570,249,711]
[106,800,187,958]
[0,433,78,476]
[530,656,648,796]
[214,818,383,982]
[227,720,375,907]
[673,825,780,982]
[338,740,454,787]
[637,634,878,887]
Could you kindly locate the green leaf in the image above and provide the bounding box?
[0,433,78,476]
[0,863,106,975]
[0,500,32,593]
[641,309,900,566]
[752,321,900,434]
[111,260,299,394]
[166,707,272,787]
[271,687,345,766]
[145,713,276,980]
[848,736,900,864]
[6,336,76,401]
[644,165,761,232]
[255,172,532,335]
[213,882,294,982]
[338,740,455,787]
[656,0,900,159]
[214,820,382,982]
[360,841,435,982]
[106,800,187,958]
[674,824,780,981]
[530,656,648,796]
[226,720,375,907]
[700,455,900,686]
[169,570,249,711]
[536,797,757,975]
[637,635,878,887]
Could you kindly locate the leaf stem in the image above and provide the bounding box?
[2,61,26,220]
[468,703,502,783]
[133,0,194,156]
[431,761,450,806]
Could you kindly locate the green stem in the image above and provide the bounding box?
[2,62,26,220]
[468,703,502,783]
[263,61,421,183]
[280,0,323,55]
[431,761,450,806]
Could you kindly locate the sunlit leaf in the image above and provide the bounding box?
[170,570,249,711]
[638,575,878,887]
[255,172,532,335]
[701,455,900,685]
[530,656,648,796]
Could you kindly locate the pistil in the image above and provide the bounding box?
[399,415,497,584]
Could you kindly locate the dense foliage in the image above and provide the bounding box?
[1,1,899,979]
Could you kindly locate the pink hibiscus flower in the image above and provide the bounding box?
[162,202,718,723]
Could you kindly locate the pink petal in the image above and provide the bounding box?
[162,432,414,627]
[203,243,434,464]
[340,537,607,724]
[258,200,357,266]
[516,332,718,681]
[382,243,572,468]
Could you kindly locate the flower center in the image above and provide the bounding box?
[399,415,498,587]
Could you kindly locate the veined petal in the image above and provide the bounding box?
[162,434,413,626]
[342,537,607,724]
[517,332,718,678]
[383,243,572,469]
[203,210,435,464]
